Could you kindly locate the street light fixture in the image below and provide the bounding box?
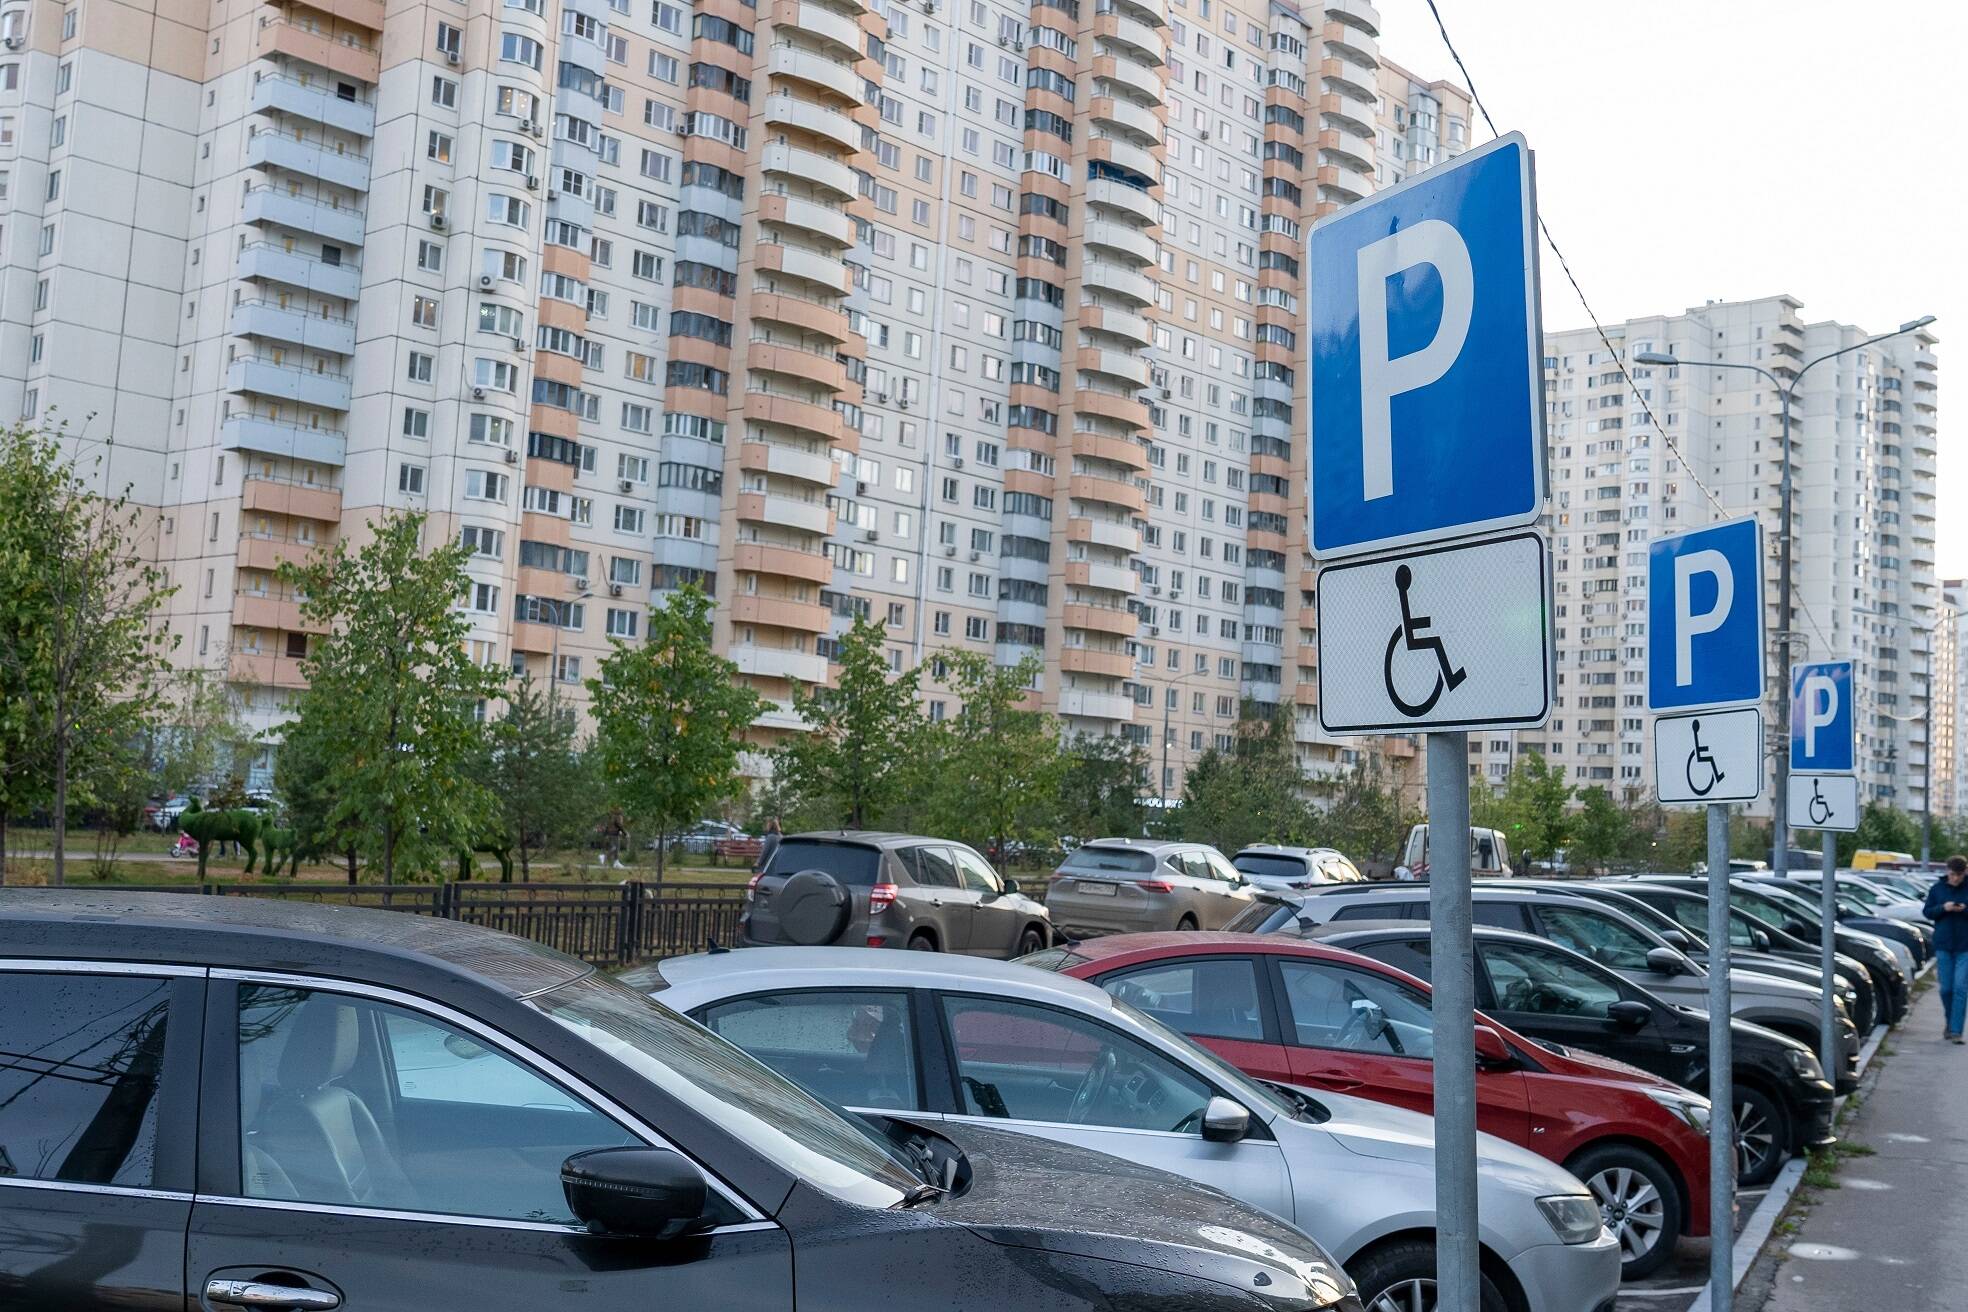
[548,590,594,701]
[1157,665,1217,811]
[1633,313,1936,874]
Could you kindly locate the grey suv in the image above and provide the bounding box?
[739,831,1052,958]
[1045,839,1258,938]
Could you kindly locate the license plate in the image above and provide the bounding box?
[1079,881,1117,896]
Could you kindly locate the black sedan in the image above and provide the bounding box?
[0,891,1361,1312]
[1312,923,1836,1187]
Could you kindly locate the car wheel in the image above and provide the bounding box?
[907,932,939,952]
[1176,914,1199,931]
[1734,1085,1789,1187]
[1351,1239,1509,1312]
[1570,1144,1681,1279]
[1015,927,1047,957]
[774,870,853,946]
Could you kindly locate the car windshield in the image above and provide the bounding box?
[1105,996,1299,1122]
[1748,884,1823,928]
[529,970,922,1208]
[1061,846,1156,874]
[1234,854,1311,881]
[765,840,883,884]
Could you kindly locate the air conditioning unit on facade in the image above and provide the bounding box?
[618,478,635,492]
[479,274,495,288]
[525,174,539,190]
[503,449,518,464]
[572,577,589,591]
[942,545,957,557]
[951,456,965,468]
[856,480,869,494]
[446,50,461,66]
[429,214,447,230]
[861,530,879,543]
[1013,40,1025,53]
[968,551,981,562]
[898,398,910,410]
[1149,625,1161,636]
[996,34,1011,48]
[472,386,486,399]
[609,583,624,597]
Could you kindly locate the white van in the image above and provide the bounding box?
[1392,823,1512,880]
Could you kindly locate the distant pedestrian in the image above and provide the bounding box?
[755,818,782,874]
[1923,855,1968,1042]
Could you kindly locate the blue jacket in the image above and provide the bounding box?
[1923,877,1968,953]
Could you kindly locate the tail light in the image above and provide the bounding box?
[868,882,901,913]
[1136,880,1174,893]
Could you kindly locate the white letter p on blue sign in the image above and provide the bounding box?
[1356,220,1474,503]
[1672,549,1732,687]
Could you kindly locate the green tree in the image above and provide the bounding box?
[1175,703,1311,853]
[278,512,500,883]
[1057,733,1147,841]
[1659,808,1710,873]
[151,669,253,799]
[772,617,922,828]
[1567,786,1631,875]
[587,586,764,882]
[1839,803,1921,865]
[485,675,592,880]
[914,651,1064,859]
[1321,757,1413,873]
[1494,752,1573,871]
[0,423,178,884]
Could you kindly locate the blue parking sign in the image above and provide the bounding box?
[1790,661,1855,773]
[1646,518,1765,712]
[1309,132,1545,558]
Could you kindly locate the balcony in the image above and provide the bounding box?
[730,643,830,685]
[737,489,833,536]
[767,42,864,103]
[1322,124,1376,170]
[748,339,848,392]
[1060,648,1134,679]
[761,93,861,153]
[778,2,863,58]
[731,595,831,634]
[1096,136,1161,181]
[1058,688,1137,721]
[258,18,380,83]
[1086,177,1159,226]
[249,73,375,137]
[1088,95,1162,145]
[228,652,310,690]
[1081,304,1154,347]
[231,591,322,634]
[241,185,367,247]
[228,357,353,412]
[242,474,342,521]
[1092,55,1162,104]
[1083,219,1158,267]
[1325,0,1382,36]
[238,241,362,300]
[247,131,372,192]
[1097,13,1167,65]
[1082,260,1156,306]
[1066,559,1140,593]
[755,241,851,294]
[1320,57,1376,104]
[1067,516,1141,553]
[758,188,855,248]
[236,534,324,574]
[230,298,356,356]
[734,541,834,585]
[1316,164,1369,205]
[1063,604,1140,639]
[1079,347,1150,389]
[739,435,839,486]
[761,141,857,201]
[750,289,853,343]
[223,415,347,466]
[1321,20,1378,69]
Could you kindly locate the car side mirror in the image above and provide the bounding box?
[1002,877,1020,896]
[1607,1000,1653,1031]
[1201,1095,1251,1143]
[1474,1025,1513,1067]
[1751,928,1771,951]
[1645,947,1687,976]
[562,1147,711,1240]
[1660,929,1693,951]
[1350,997,1389,1041]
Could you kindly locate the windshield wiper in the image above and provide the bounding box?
[897,1182,947,1208]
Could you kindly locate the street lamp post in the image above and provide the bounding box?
[1158,666,1215,812]
[548,590,594,699]
[1636,314,1935,877]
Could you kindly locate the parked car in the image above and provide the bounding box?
[1393,823,1512,880]
[1635,876,1912,1025]
[150,794,195,830]
[1035,932,1714,1278]
[1736,877,1926,973]
[1045,839,1260,937]
[0,892,1372,1312]
[639,947,1621,1312]
[1309,923,1837,1187]
[1288,884,1861,1090]
[1232,845,1368,891]
[674,818,746,854]
[740,831,1051,958]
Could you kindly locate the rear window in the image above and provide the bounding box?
[1222,900,1301,934]
[1011,946,1091,972]
[1233,853,1310,881]
[1060,846,1156,874]
[766,840,884,884]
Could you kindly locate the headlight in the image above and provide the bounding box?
[1536,1194,1605,1245]
[1786,1047,1825,1081]
[1644,1087,1713,1136]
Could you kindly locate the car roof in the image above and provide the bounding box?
[783,831,959,849]
[1309,883,1598,908]
[1051,930,1375,967]
[653,945,1124,1011]
[0,889,591,998]
[1310,921,1557,952]
[1074,837,1207,853]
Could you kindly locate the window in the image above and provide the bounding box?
[940,996,1216,1133]
[1275,961,1435,1057]
[427,131,453,163]
[605,608,639,639]
[466,469,508,502]
[401,407,430,439]
[1099,959,1264,1042]
[1533,906,1659,971]
[500,33,543,69]
[431,76,457,108]
[411,296,439,328]
[1479,942,1624,1019]
[0,971,179,1187]
[398,463,426,494]
[406,351,434,383]
[699,992,917,1111]
[415,240,444,272]
[235,984,639,1220]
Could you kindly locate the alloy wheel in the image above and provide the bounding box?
[1366,1279,1434,1312]
[1586,1165,1666,1260]
[1736,1098,1777,1179]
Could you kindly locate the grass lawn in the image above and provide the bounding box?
[0,846,759,889]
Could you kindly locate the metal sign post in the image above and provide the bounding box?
[1307,132,1547,1311]
[1645,517,1767,1312]
[1788,659,1858,1084]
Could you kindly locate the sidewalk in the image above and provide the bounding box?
[1748,980,1967,1310]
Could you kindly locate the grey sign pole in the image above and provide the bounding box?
[1428,731,1480,1311]
[1820,840,1839,1081]
[1706,802,1735,1312]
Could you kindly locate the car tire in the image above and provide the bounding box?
[1734,1084,1789,1187]
[1350,1238,1509,1312]
[907,931,939,952]
[1015,927,1047,957]
[1176,914,1199,932]
[774,870,853,946]
[1569,1144,1681,1280]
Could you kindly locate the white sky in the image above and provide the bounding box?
[1372,0,1965,572]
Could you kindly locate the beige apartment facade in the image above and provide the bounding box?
[3,0,1471,799]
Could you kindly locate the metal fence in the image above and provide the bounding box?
[102,880,746,968]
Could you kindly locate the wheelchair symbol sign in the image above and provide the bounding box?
[1317,530,1553,734]
[1653,708,1762,805]
[1786,772,1858,833]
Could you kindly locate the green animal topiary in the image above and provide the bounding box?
[458,832,514,882]
[174,799,267,878]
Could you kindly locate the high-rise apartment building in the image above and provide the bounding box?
[1480,296,1940,815]
[2,0,1471,796]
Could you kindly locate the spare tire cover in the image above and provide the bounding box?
[775,870,851,945]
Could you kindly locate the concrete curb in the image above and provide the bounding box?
[1683,1018,1893,1312]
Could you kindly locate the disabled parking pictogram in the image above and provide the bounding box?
[1684,718,1725,797]
[1382,564,1468,717]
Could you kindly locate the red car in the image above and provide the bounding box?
[1032,932,1716,1280]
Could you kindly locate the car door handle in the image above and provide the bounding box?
[1307,1073,1364,1091]
[206,1280,341,1311]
